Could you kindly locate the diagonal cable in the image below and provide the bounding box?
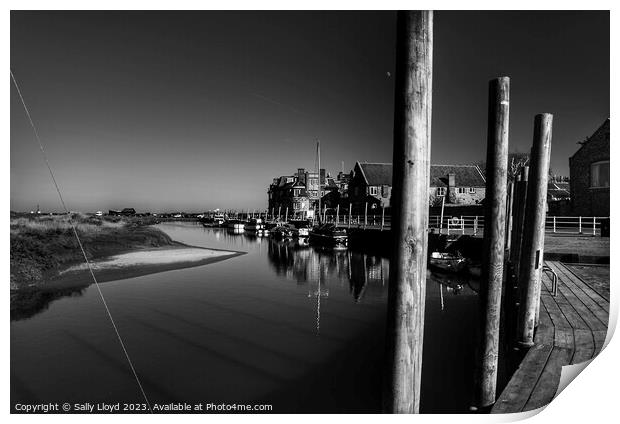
[10,70,153,413]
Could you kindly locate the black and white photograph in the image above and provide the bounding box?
[8,4,613,416]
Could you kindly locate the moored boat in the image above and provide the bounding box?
[308,223,348,247]
[429,251,467,273]
[226,219,245,231]
[289,219,311,238]
[271,224,295,240]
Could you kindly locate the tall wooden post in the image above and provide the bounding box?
[439,194,445,234]
[364,202,368,228]
[278,206,281,221]
[505,180,514,253]
[517,114,553,347]
[383,10,433,414]
[477,76,510,409]
[285,207,288,222]
[381,205,385,230]
[336,204,340,226]
[348,203,352,229]
[510,166,529,266]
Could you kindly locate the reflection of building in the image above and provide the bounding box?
[569,119,610,216]
[347,162,486,212]
[265,239,388,303]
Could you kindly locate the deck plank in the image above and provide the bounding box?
[492,344,553,413]
[492,260,609,414]
[548,262,609,315]
[523,346,572,411]
[572,329,595,364]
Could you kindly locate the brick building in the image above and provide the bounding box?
[267,175,310,218]
[347,162,486,212]
[569,119,610,216]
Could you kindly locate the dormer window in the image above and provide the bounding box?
[437,187,446,196]
[368,186,378,196]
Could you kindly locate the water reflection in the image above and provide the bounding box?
[265,238,389,304]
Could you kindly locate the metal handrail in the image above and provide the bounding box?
[542,265,558,297]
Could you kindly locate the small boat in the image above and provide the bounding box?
[226,219,245,231]
[271,224,295,240]
[289,219,312,238]
[429,251,467,273]
[245,218,265,232]
[202,213,226,227]
[309,223,348,247]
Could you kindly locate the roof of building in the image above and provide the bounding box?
[356,162,486,187]
[548,181,571,200]
[571,118,610,158]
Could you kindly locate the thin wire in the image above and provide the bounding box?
[10,70,153,413]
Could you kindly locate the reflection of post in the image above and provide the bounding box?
[517,114,553,347]
[477,76,510,409]
[384,10,432,415]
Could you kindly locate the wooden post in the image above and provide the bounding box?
[364,202,368,229]
[461,215,465,234]
[381,205,385,230]
[505,180,514,253]
[578,216,582,234]
[439,194,445,234]
[510,166,529,267]
[336,204,340,226]
[348,203,352,229]
[278,206,281,221]
[285,207,288,223]
[517,114,553,348]
[383,10,432,414]
[474,216,478,235]
[553,216,556,233]
[593,216,596,235]
[477,76,510,409]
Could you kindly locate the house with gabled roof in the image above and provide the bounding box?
[267,175,310,218]
[347,161,486,212]
[569,119,609,216]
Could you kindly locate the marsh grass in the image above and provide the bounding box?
[10,213,174,290]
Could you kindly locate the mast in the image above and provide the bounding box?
[317,140,321,224]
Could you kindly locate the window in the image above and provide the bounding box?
[469,187,476,194]
[368,186,378,196]
[590,161,610,188]
[436,187,446,196]
[286,177,294,183]
[457,187,466,194]
[294,189,300,196]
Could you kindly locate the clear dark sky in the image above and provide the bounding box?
[11,11,609,212]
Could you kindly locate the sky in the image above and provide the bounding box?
[10,11,609,212]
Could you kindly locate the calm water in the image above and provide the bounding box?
[11,223,480,413]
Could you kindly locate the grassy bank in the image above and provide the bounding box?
[10,213,176,290]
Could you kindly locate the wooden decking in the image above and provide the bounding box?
[492,261,609,414]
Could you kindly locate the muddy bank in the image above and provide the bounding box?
[11,246,245,321]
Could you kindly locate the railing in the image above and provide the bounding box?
[205,212,608,236]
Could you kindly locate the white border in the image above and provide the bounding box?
[4,2,616,423]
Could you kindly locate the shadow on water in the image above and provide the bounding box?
[11,286,87,321]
